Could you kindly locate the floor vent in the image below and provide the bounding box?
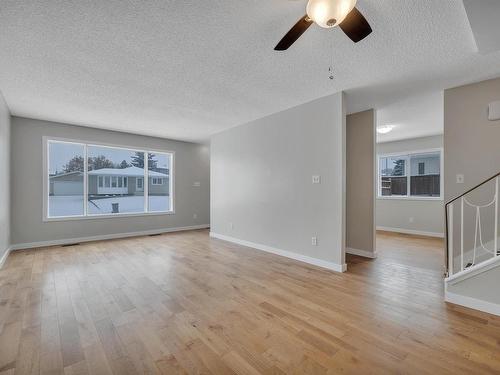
[61,243,81,247]
[149,234,162,237]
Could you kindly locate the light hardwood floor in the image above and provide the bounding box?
[0,230,499,374]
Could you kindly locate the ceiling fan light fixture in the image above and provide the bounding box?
[306,0,357,29]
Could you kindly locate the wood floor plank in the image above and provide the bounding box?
[0,230,499,374]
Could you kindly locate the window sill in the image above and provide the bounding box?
[377,196,443,202]
[43,210,175,222]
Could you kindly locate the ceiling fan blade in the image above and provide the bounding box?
[274,15,313,51]
[339,7,372,43]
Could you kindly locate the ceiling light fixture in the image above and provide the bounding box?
[274,0,372,51]
[377,125,395,134]
[306,0,357,28]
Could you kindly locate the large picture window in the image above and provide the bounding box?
[46,139,173,219]
[378,150,442,199]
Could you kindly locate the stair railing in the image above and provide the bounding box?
[445,172,500,277]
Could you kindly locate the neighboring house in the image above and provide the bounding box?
[49,171,83,196]
[49,166,169,196]
[410,154,440,176]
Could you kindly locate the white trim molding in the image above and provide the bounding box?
[10,224,210,251]
[346,247,378,259]
[209,232,347,273]
[0,246,11,269]
[445,291,500,317]
[446,255,500,284]
[376,226,444,238]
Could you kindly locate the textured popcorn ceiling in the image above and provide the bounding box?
[0,0,499,142]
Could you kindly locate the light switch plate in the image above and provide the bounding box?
[193,182,201,187]
[488,100,500,121]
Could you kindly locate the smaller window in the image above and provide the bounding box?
[105,176,110,188]
[98,176,103,188]
[137,177,143,190]
[378,150,441,199]
[111,176,117,188]
[123,177,127,188]
[118,177,123,188]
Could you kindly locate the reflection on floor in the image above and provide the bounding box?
[1,229,499,374]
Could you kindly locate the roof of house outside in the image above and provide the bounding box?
[88,166,167,177]
[49,171,83,179]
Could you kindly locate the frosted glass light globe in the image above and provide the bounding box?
[306,0,357,28]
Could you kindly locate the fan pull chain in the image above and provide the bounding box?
[328,32,334,81]
[328,66,334,80]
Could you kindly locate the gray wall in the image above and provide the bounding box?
[376,135,444,236]
[346,110,376,255]
[10,117,210,246]
[211,93,346,268]
[0,90,10,259]
[444,77,500,201]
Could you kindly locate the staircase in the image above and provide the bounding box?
[444,172,500,316]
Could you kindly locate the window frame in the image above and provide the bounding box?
[377,148,443,201]
[43,137,175,221]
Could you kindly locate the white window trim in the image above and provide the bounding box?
[43,136,175,221]
[377,148,443,201]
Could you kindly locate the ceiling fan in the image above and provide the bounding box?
[275,0,372,51]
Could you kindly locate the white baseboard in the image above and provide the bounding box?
[10,224,210,251]
[0,246,11,269]
[376,226,444,238]
[209,232,347,273]
[445,291,500,317]
[346,247,378,259]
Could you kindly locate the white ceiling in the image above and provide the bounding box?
[0,1,500,143]
[376,91,443,143]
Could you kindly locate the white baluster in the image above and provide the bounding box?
[495,177,499,257]
[461,197,464,271]
[448,203,453,275]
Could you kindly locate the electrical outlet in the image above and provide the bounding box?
[409,217,414,223]
[193,213,198,219]
[311,237,318,246]
[312,175,321,184]
[456,174,464,184]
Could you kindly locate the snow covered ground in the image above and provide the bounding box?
[49,196,85,217]
[49,195,170,217]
